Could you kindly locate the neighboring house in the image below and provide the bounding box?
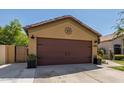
[24,15,101,65]
[99,33,124,55]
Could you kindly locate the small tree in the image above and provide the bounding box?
[108,49,114,60]
[114,10,124,38]
[97,48,104,58]
[113,10,124,55]
[15,31,28,46]
[0,19,28,45]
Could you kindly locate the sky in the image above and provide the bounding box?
[0,9,123,36]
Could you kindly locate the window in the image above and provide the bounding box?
[114,44,121,54]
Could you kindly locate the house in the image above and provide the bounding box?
[99,33,124,55]
[24,15,101,65]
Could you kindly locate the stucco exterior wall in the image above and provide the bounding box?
[0,45,6,65]
[28,19,99,62]
[99,41,113,54]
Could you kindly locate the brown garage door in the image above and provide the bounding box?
[37,38,92,65]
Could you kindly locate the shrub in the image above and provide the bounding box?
[114,55,124,60]
[27,54,37,68]
[108,50,114,60]
[97,48,104,58]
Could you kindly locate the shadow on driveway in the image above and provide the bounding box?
[35,64,102,78]
[0,63,102,78]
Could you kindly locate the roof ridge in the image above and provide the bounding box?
[25,15,73,27]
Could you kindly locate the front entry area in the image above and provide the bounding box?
[37,38,92,65]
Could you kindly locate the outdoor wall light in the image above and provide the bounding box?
[31,35,35,39]
[98,38,100,44]
[94,40,97,43]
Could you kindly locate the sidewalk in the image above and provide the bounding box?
[102,60,122,67]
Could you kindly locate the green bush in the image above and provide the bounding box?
[97,48,104,58]
[114,55,124,60]
[27,54,36,61]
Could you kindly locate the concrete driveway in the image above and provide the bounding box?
[0,61,124,83]
[34,63,124,83]
[0,63,35,83]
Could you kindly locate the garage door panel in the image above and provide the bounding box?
[37,58,70,65]
[68,57,91,62]
[38,39,67,46]
[69,47,91,58]
[37,59,91,65]
[37,49,65,57]
[38,38,91,46]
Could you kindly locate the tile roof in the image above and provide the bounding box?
[100,31,124,42]
[100,33,114,42]
[24,15,101,36]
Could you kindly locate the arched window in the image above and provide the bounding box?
[114,44,121,54]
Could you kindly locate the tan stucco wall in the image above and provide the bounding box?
[28,19,99,62]
[99,41,113,54]
[0,45,6,65]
